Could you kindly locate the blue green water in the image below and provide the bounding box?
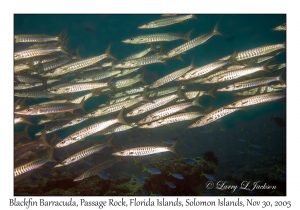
[14,14,286,196]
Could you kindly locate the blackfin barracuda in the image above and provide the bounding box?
[224,92,286,109]
[122,30,193,44]
[217,70,285,92]
[42,44,116,77]
[112,140,179,156]
[14,148,56,177]
[55,109,129,148]
[14,97,85,115]
[126,86,186,117]
[138,92,203,124]
[149,60,194,89]
[139,111,205,129]
[166,22,222,58]
[138,14,197,29]
[74,158,125,181]
[188,106,239,128]
[87,89,151,118]
[55,136,116,167]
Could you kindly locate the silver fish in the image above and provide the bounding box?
[71,70,121,83]
[74,158,125,181]
[48,82,111,94]
[14,148,56,177]
[224,92,286,109]
[138,14,197,29]
[114,67,141,78]
[166,22,222,58]
[42,44,116,77]
[206,60,272,83]
[55,136,116,167]
[139,111,205,129]
[55,109,129,148]
[217,70,285,92]
[87,89,151,118]
[126,86,186,117]
[149,60,194,89]
[175,52,237,81]
[14,29,66,43]
[14,90,57,98]
[188,106,239,128]
[14,97,85,116]
[111,72,146,90]
[112,140,179,156]
[14,130,52,161]
[138,92,202,124]
[114,53,166,69]
[123,46,155,61]
[14,44,68,61]
[235,42,285,61]
[147,85,188,98]
[122,30,193,44]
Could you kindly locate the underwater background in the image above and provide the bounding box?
[14,14,286,196]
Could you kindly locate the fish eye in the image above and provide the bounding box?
[225,86,230,89]
[61,140,65,144]
[129,152,133,155]
[120,151,124,154]
[140,38,143,40]
[130,38,134,40]
[232,102,236,106]
[122,62,125,65]
[25,109,30,112]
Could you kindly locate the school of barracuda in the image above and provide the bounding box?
[14,15,286,182]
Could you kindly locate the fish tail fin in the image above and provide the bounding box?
[277,70,285,83]
[184,28,194,41]
[133,159,139,165]
[228,51,239,65]
[191,14,198,20]
[20,115,32,125]
[149,43,157,52]
[105,43,117,60]
[263,58,274,73]
[117,107,129,126]
[192,92,204,108]
[212,21,223,36]
[207,85,217,99]
[39,129,52,148]
[106,135,117,148]
[107,75,116,91]
[176,84,187,100]
[139,70,147,84]
[57,28,67,42]
[168,139,180,157]
[78,96,86,113]
[141,87,152,103]
[175,54,184,62]
[72,46,81,60]
[205,105,213,114]
[47,148,57,163]
[59,37,69,55]
[189,56,195,69]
